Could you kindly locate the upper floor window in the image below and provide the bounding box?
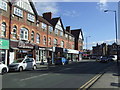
[14,7,23,17]
[72,44,74,49]
[60,31,63,37]
[48,37,51,45]
[43,36,46,45]
[27,13,35,22]
[31,31,34,42]
[20,28,28,40]
[42,23,47,30]
[54,38,58,46]
[49,26,53,32]
[1,22,6,37]
[12,25,17,38]
[0,1,7,11]
[69,35,72,40]
[61,41,64,48]
[55,28,58,35]
[36,33,40,44]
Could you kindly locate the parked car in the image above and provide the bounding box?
[55,57,68,65]
[0,62,9,75]
[8,58,37,72]
[108,55,117,61]
[100,56,109,63]
[96,56,102,62]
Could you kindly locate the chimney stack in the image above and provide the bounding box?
[43,12,52,20]
[66,26,71,33]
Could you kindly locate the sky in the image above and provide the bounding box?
[33,0,119,50]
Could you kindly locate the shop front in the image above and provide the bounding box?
[10,40,35,64]
[64,49,81,62]
[0,38,9,65]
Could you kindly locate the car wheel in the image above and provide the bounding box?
[62,62,65,65]
[1,68,7,75]
[33,65,37,70]
[19,67,23,72]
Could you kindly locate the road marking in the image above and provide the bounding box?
[79,73,104,89]
[20,74,48,81]
[59,68,71,71]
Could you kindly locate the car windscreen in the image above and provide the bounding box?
[13,58,23,63]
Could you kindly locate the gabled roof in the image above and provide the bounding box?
[29,0,38,17]
[71,29,84,40]
[9,0,38,19]
[38,16,52,26]
[44,17,65,31]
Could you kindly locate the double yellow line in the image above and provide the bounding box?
[78,72,105,90]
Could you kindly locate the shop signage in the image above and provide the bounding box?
[0,39,9,49]
[18,41,33,49]
[67,49,79,54]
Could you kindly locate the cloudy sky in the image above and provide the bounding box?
[33,0,119,49]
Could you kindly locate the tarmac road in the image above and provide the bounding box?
[2,60,116,89]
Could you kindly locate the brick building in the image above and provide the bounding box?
[0,0,84,65]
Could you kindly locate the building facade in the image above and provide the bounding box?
[0,0,84,65]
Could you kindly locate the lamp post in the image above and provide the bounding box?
[104,10,119,66]
[86,36,91,52]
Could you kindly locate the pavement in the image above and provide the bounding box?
[90,61,120,89]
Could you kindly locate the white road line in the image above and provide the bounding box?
[20,74,48,81]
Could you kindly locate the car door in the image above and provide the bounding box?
[25,58,33,69]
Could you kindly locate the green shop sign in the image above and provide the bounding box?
[0,39,9,49]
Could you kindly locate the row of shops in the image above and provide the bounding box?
[0,39,82,65]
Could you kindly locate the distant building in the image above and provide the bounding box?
[92,43,107,56]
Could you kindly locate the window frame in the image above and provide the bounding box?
[12,25,17,38]
[20,28,28,40]
[1,22,6,37]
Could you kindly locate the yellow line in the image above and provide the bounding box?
[79,74,99,89]
[85,74,102,88]
[79,74,103,90]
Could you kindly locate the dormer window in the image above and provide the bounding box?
[0,0,7,11]
[49,26,53,32]
[14,7,23,17]
[55,28,58,35]
[42,23,47,30]
[60,31,63,37]
[27,13,35,22]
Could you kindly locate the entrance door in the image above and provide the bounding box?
[10,52,14,64]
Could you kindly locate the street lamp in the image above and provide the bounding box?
[104,10,119,66]
[86,36,91,51]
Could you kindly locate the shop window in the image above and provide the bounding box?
[61,41,64,48]
[31,31,34,42]
[20,28,28,40]
[43,36,46,45]
[0,50,5,64]
[1,22,6,37]
[36,33,40,44]
[12,25,17,38]
[48,37,51,45]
